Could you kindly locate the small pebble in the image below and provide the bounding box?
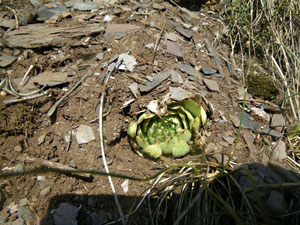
[0,91,7,96]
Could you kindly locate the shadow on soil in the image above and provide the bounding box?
[40,162,300,225]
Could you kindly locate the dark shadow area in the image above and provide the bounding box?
[38,162,300,225]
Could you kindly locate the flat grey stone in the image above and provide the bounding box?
[201,67,217,75]
[0,19,16,29]
[251,107,270,122]
[0,211,9,224]
[128,82,139,98]
[165,40,183,58]
[271,114,285,131]
[76,125,95,144]
[170,70,183,84]
[209,152,229,166]
[272,140,286,162]
[211,73,223,78]
[170,87,190,101]
[203,78,219,92]
[19,198,29,207]
[73,2,99,11]
[40,186,51,196]
[38,4,69,21]
[165,32,181,42]
[104,24,141,38]
[12,218,25,225]
[29,0,42,8]
[118,53,137,72]
[175,26,193,39]
[17,206,34,223]
[266,191,285,213]
[0,52,17,67]
[139,70,171,92]
[177,63,202,80]
[152,3,166,10]
[53,203,79,225]
[38,134,46,145]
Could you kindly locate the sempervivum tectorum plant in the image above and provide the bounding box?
[128,99,207,159]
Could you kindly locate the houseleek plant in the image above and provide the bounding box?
[128,99,207,159]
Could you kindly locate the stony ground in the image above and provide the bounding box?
[0,0,296,224]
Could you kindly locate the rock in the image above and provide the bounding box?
[270,114,285,131]
[0,211,9,224]
[53,203,80,225]
[29,0,42,8]
[222,135,234,145]
[203,78,220,92]
[175,26,193,39]
[104,24,141,38]
[8,202,18,214]
[0,19,16,29]
[139,70,172,92]
[121,179,129,194]
[201,67,217,75]
[40,187,51,196]
[14,145,22,152]
[170,87,190,101]
[96,52,104,61]
[19,198,29,207]
[205,142,219,153]
[38,134,46,145]
[243,131,257,159]
[165,32,181,42]
[118,53,137,72]
[209,152,229,166]
[12,218,25,225]
[76,125,95,144]
[230,114,240,128]
[38,4,69,21]
[152,3,166,10]
[0,52,17,67]
[165,40,183,58]
[272,140,286,162]
[251,107,270,122]
[265,191,285,213]
[177,63,202,81]
[88,211,108,225]
[17,206,34,223]
[170,71,183,84]
[73,2,99,11]
[128,82,139,98]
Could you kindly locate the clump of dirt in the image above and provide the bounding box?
[0,100,37,137]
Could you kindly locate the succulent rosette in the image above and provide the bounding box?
[128,99,207,159]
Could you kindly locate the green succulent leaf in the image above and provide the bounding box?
[128,121,138,138]
[181,99,201,117]
[200,106,207,125]
[143,143,162,159]
[136,135,149,149]
[172,138,190,158]
[160,140,173,155]
[192,116,201,133]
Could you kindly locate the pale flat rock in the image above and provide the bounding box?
[165,40,183,58]
[165,32,181,42]
[272,140,287,162]
[203,78,219,92]
[76,125,95,144]
[170,87,190,101]
[175,26,193,39]
[118,53,137,72]
[73,1,99,11]
[170,71,183,84]
[0,52,17,67]
[38,4,69,21]
[177,63,202,81]
[139,70,171,92]
[104,24,141,38]
[128,82,139,98]
[271,114,285,131]
[266,191,285,213]
[4,23,105,48]
[201,67,217,75]
[251,107,270,122]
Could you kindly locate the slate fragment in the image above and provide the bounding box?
[76,125,95,144]
[165,40,183,58]
[203,78,220,92]
[175,26,193,39]
[73,2,99,11]
[177,63,202,81]
[139,70,172,92]
[38,4,69,21]
[201,67,217,75]
[0,52,17,67]
[104,24,141,38]
[53,203,80,225]
[4,24,105,48]
[170,87,190,101]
